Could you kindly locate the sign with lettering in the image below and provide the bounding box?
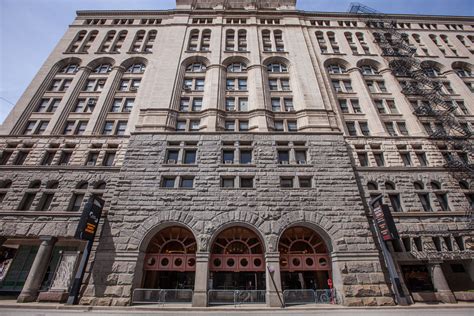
[74,196,104,241]
[372,203,399,241]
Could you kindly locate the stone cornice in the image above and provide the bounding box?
[76,9,474,22]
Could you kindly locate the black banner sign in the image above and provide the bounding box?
[74,196,104,241]
[372,203,399,241]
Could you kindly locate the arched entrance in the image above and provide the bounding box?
[209,227,265,291]
[142,226,196,290]
[279,226,331,291]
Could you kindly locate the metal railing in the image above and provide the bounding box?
[131,288,193,305]
[208,290,266,305]
[283,289,337,305]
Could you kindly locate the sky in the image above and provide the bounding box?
[1,0,473,124]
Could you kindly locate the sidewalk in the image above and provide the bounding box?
[0,299,473,312]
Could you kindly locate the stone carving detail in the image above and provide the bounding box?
[197,234,211,252]
[50,251,80,291]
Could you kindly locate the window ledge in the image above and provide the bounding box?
[224,50,250,53]
[219,164,256,167]
[277,164,312,167]
[163,164,198,167]
[0,211,81,217]
[185,50,211,53]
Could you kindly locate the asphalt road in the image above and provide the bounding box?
[0,308,473,316]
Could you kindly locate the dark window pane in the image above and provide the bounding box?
[184,150,196,164]
[162,178,175,188]
[181,178,194,188]
[223,150,234,164]
[240,150,252,164]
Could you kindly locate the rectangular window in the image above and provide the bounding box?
[116,121,127,135]
[375,100,386,114]
[184,150,197,164]
[176,121,186,131]
[240,150,252,164]
[339,99,349,113]
[281,79,290,91]
[389,194,402,212]
[359,122,370,136]
[271,98,281,112]
[400,153,412,166]
[238,79,247,91]
[239,120,249,131]
[226,98,235,111]
[111,99,122,112]
[436,193,449,211]
[162,177,175,188]
[41,151,56,166]
[416,152,428,166]
[225,121,235,131]
[385,122,397,136]
[102,152,116,166]
[195,79,205,91]
[166,150,179,164]
[397,122,409,136]
[346,122,357,136]
[180,98,190,111]
[13,151,29,165]
[58,151,72,165]
[102,121,114,135]
[419,194,432,212]
[373,153,385,166]
[239,99,248,112]
[86,152,99,166]
[287,121,297,131]
[240,177,254,188]
[76,121,87,135]
[223,150,234,164]
[192,98,202,111]
[19,193,36,211]
[180,177,194,188]
[284,99,294,112]
[222,177,235,188]
[386,100,398,114]
[299,177,312,188]
[280,177,293,188]
[295,150,307,164]
[274,121,284,131]
[269,80,278,91]
[226,79,235,90]
[278,150,290,164]
[123,99,134,112]
[351,99,361,113]
[358,152,368,166]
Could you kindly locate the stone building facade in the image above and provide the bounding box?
[0,0,472,307]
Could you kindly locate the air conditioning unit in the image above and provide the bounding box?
[130,87,138,91]
[286,108,295,112]
[228,108,236,112]
[224,160,233,164]
[167,159,176,164]
[184,87,191,92]
[87,99,97,106]
[59,162,68,166]
[86,161,96,166]
[298,160,306,165]
[280,160,289,165]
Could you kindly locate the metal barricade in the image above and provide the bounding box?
[208,290,266,305]
[208,290,236,305]
[235,290,266,305]
[131,288,193,305]
[315,289,334,304]
[283,289,316,305]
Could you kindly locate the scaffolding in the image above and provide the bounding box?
[349,3,474,225]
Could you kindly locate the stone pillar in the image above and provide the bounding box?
[265,252,283,307]
[17,236,57,303]
[429,262,456,303]
[192,252,209,307]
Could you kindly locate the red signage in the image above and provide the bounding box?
[372,204,399,241]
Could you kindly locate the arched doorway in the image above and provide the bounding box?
[142,226,196,290]
[209,227,265,291]
[279,226,331,291]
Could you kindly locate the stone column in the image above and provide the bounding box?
[265,252,283,307]
[17,236,57,303]
[429,262,456,303]
[192,252,209,307]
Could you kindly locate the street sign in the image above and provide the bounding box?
[74,196,104,241]
[372,204,399,241]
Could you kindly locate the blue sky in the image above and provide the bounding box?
[1,0,473,124]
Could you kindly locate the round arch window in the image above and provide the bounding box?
[174,258,183,267]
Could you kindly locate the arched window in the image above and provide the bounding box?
[454,67,472,78]
[200,30,211,51]
[227,63,247,73]
[262,30,272,51]
[61,64,80,74]
[327,64,346,74]
[267,63,288,73]
[225,29,235,51]
[77,181,89,190]
[430,181,442,190]
[412,34,421,44]
[367,181,378,190]
[238,30,247,51]
[80,30,98,53]
[188,29,199,51]
[126,63,146,74]
[274,30,284,51]
[360,65,377,75]
[94,64,112,74]
[99,30,116,53]
[385,181,396,190]
[131,30,146,52]
[94,181,107,190]
[414,181,424,190]
[459,180,470,190]
[29,180,41,189]
[144,30,157,53]
[68,30,87,53]
[111,30,127,53]
[186,62,206,73]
